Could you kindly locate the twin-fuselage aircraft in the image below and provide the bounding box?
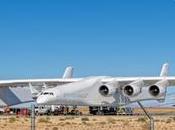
[36,63,173,106]
[0,63,174,107]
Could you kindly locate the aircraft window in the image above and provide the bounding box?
[43,92,54,95]
[44,92,49,95]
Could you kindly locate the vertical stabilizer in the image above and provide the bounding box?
[160,63,169,77]
[62,66,74,79]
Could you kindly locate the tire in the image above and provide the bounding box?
[96,111,104,115]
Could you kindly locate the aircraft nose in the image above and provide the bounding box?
[36,96,48,105]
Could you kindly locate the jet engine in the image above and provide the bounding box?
[149,80,169,97]
[123,80,144,97]
[99,81,118,96]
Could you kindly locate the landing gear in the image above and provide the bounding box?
[96,107,104,115]
[116,107,133,115]
[68,106,82,115]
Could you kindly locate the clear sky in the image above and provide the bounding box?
[0,0,175,79]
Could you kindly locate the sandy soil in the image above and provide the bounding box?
[134,107,175,115]
[1,107,175,130]
[0,115,175,130]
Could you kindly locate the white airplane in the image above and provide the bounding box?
[35,63,175,107]
[0,63,174,107]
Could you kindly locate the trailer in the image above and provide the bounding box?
[89,106,133,115]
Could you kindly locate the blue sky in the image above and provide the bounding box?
[0,0,175,79]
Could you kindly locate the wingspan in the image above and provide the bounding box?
[0,63,175,105]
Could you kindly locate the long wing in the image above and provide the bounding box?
[102,76,175,86]
[0,63,172,88]
[0,76,175,87]
[0,76,175,106]
[0,78,81,87]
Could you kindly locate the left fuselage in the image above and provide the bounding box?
[36,77,127,106]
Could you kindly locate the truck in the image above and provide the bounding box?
[35,106,52,115]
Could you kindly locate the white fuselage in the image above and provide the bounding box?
[36,77,127,106]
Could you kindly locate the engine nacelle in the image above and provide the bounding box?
[149,80,169,97]
[123,80,144,97]
[99,81,118,96]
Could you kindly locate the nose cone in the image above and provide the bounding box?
[36,96,48,105]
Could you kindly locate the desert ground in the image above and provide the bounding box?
[1,108,175,130]
[0,115,175,130]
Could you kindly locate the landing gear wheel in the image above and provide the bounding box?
[96,110,104,115]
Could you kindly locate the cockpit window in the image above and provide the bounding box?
[41,92,54,95]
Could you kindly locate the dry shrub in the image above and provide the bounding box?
[82,121,87,125]
[166,118,172,124]
[59,118,66,121]
[24,118,28,122]
[38,117,51,123]
[65,116,75,120]
[160,120,165,122]
[71,122,77,125]
[107,117,116,124]
[98,121,106,125]
[52,127,58,130]
[9,117,16,123]
[171,117,175,121]
[92,118,97,121]
[142,123,148,130]
[154,119,160,122]
[65,122,71,125]
[123,120,129,126]
[81,117,89,121]
[137,117,147,122]
[46,117,50,121]
[59,122,65,127]
[117,119,124,122]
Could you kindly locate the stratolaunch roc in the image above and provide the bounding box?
[35,63,174,107]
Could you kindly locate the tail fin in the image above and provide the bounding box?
[62,66,74,79]
[160,63,169,77]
